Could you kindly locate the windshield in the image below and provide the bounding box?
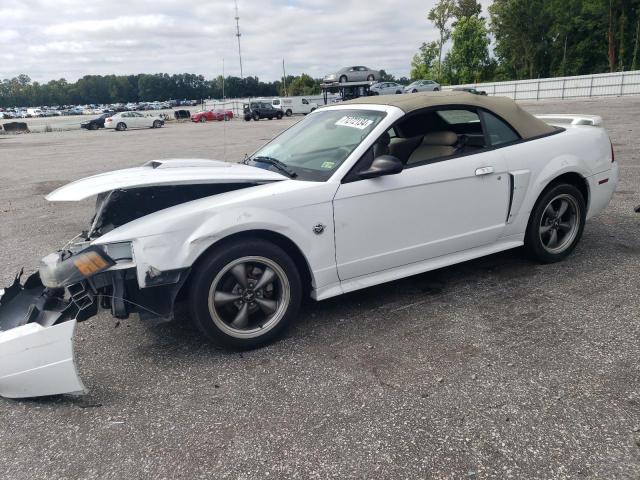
[248,109,386,181]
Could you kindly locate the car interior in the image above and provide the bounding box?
[344,107,521,182]
[383,108,519,165]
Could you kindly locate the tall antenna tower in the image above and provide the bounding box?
[234,0,243,78]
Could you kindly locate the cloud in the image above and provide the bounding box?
[0,0,494,82]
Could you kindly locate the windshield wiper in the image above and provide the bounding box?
[251,156,297,178]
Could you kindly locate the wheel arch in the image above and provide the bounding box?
[183,229,314,299]
[542,171,590,209]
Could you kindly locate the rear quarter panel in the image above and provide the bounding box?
[502,126,613,237]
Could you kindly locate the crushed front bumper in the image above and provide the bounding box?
[0,245,190,399]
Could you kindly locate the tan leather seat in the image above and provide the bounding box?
[407,131,459,165]
[389,135,423,165]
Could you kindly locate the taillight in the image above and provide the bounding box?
[611,141,615,163]
[105,117,112,122]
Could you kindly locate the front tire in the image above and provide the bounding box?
[253,112,260,121]
[189,239,302,349]
[367,74,375,81]
[524,183,586,263]
[339,75,348,83]
[153,120,162,128]
[200,116,207,123]
[276,112,283,119]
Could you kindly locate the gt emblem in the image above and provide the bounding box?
[313,223,325,235]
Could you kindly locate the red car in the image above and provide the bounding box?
[191,109,233,122]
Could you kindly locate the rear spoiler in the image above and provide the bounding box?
[536,114,603,127]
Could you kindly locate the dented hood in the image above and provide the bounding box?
[46,159,286,201]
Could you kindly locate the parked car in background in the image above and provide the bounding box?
[452,87,488,96]
[404,80,441,93]
[272,97,318,116]
[369,82,405,95]
[191,109,233,123]
[104,112,164,131]
[243,102,283,121]
[81,112,114,131]
[174,109,191,120]
[324,66,380,83]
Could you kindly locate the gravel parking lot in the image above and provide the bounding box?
[0,97,639,479]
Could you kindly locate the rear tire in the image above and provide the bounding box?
[524,183,586,263]
[189,239,302,349]
[153,120,162,128]
[276,112,283,119]
[253,112,260,121]
[200,117,207,123]
[116,122,126,131]
[285,109,293,117]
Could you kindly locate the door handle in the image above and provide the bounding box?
[475,166,494,176]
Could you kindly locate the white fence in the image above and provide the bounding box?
[445,70,640,100]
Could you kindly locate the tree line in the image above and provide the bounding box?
[412,0,640,85]
[0,73,334,108]
[3,0,640,107]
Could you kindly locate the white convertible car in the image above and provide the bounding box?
[0,92,618,397]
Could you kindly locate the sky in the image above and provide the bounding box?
[0,0,492,83]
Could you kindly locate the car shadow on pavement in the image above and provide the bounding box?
[140,248,532,356]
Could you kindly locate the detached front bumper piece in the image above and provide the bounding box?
[0,319,84,398]
[0,272,85,398]
[0,247,115,399]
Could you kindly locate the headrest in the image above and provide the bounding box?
[377,131,391,146]
[422,131,458,146]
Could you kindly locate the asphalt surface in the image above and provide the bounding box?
[0,97,639,479]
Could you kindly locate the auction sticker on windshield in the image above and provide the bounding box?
[335,116,374,130]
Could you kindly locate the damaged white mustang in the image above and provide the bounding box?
[0,92,618,398]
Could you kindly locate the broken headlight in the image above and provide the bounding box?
[39,247,116,288]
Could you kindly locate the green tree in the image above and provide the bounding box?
[288,74,320,96]
[410,41,441,80]
[453,0,482,22]
[428,0,456,80]
[447,16,491,83]
[489,0,552,79]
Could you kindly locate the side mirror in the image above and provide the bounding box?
[358,155,403,179]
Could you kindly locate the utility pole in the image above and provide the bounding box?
[282,59,287,96]
[235,0,243,78]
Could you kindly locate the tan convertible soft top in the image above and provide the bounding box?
[342,90,555,139]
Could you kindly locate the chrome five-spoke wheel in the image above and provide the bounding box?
[208,257,290,339]
[539,194,580,254]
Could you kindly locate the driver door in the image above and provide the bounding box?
[333,114,511,281]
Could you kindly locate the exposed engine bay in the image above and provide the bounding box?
[0,177,267,398]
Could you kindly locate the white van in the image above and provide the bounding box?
[26,108,43,117]
[271,97,318,116]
